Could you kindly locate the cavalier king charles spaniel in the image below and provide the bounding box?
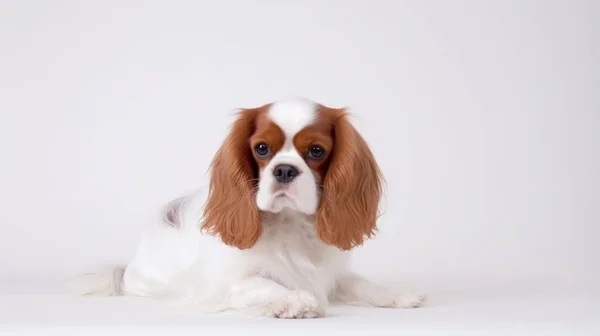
[72,98,426,318]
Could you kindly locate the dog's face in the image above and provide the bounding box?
[251,100,334,215]
[201,98,384,251]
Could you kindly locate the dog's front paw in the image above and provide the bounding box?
[264,290,325,319]
[392,291,427,308]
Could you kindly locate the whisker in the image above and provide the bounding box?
[242,185,260,199]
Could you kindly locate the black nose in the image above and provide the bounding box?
[273,164,299,183]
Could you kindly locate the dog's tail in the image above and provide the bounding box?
[67,264,127,296]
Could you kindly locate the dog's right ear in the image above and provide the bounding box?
[201,108,262,249]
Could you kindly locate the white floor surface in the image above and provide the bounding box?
[1,281,599,336]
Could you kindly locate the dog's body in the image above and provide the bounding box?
[72,99,425,318]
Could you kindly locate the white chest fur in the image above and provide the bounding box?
[233,211,349,302]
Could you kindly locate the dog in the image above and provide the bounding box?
[71,98,425,318]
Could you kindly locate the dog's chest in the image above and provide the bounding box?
[257,214,327,264]
[243,213,344,293]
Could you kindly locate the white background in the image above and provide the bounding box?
[1,0,598,312]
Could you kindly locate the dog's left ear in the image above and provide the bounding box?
[316,109,384,250]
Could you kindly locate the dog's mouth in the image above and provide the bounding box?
[272,183,293,195]
[273,190,292,199]
[266,190,299,210]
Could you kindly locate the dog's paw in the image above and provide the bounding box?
[264,290,325,319]
[392,291,427,308]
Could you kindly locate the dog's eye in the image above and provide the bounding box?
[255,143,272,158]
[308,146,325,160]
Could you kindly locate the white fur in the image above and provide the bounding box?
[70,98,426,318]
[268,98,316,138]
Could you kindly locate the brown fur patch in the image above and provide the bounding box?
[293,117,335,181]
[200,106,266,249]
[312,105,385,251]
[250,113,286,169]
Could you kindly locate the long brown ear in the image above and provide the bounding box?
[201,108,261,249]
[316,109,384,250]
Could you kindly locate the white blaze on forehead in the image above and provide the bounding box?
[268,98,316,139]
